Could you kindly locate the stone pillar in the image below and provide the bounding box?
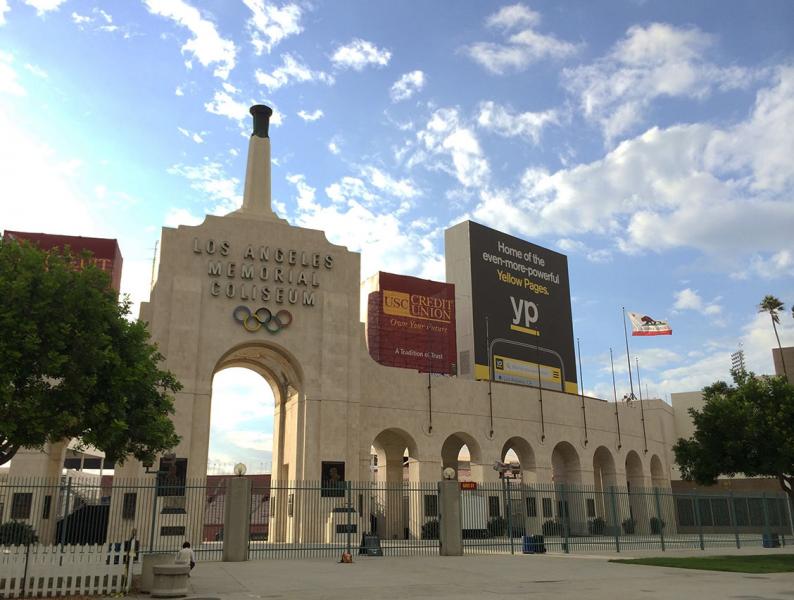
[439,480,462,556]
[223,477,251,562]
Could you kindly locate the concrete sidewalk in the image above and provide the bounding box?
[130,548,794,600]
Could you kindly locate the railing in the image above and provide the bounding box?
[459,481,793,554]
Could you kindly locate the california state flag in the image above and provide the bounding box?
[628,312,672,336]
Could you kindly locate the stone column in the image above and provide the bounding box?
[439,480,462,556]
[223,477,251,562]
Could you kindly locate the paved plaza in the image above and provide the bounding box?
[130,547,793,600]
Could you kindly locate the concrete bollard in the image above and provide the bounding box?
[439,480,463,556]
[223,476,252,562]
[151,563,190,598]
[139,553,176,593]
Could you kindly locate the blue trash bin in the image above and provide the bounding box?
[522,535,534,554]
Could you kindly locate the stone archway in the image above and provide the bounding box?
[650,454,667,489]
[592,446,617,522]
[551,441,582,485]
[370,428,419,540]
[441,432,483,481]
[500,437,536,483]
[625,450,648,532]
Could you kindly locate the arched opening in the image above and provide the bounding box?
[551,441,583,534]
[625,450,648,532]
[500,437,536,484]
[209,368,275,475]
[551,441,581,485]
[592,446,617,523]
[441,432,483,481]
[650,454,667,489]
[371,428,419,540]
[208,342,303,544]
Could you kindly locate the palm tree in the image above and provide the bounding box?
[759,295,788,380]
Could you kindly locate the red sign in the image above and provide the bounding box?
[366,272,457,375]
[4,230,123,292]
[460,481,477,490]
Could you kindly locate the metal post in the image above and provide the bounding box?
[609,486,620,553]
[502,476,514,555]
[653,487,665,552]
[761,492,771,546]
[728,491,740,549]
[346,481,353,557]
[60,477,72,551]
[694,494,704,551]
[21,541,31,597]
[786,494,794,546]
[149,478,158,552]
[561,484,570,554]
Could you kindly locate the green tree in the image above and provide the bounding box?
[759,295,788,380]
[673,371,794,500]
[0,238,180,466]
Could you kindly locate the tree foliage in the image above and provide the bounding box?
[673,370,794,499]
[0,239,181,465]
[758,294,788,379]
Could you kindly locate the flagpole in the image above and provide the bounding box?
[535,337,545,442]
[610,347,622,449]
[622,307,636,399]
[577,337,588,445]
[635,356,648,454]
[486,316,494,438]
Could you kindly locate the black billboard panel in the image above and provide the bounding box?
[468,221,577,393]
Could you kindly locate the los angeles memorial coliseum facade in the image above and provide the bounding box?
[7,106,676,546]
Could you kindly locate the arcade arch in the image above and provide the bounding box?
[551,441,582,485]
[650,454,667,488]
[210,342,303,483]
[625,451,645,490]
[592,445,617,519]
[441,432,483,481]
[500,437,537,483]
[371,428,418,483]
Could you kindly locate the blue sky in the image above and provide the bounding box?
[2,0,793,473]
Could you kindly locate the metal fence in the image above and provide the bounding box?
[249,480,440,559]
[460,481,793,554]
[2,476,791,562]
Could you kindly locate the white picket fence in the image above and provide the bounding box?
[0,542,135,598]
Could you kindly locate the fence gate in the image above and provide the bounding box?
[247,481,439,559]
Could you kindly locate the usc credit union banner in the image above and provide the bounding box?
[366,272,457,374]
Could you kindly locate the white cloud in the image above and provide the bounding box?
[414,108,490,188]
[359,165,419,199]
[175,85,184,96]
[242,0,302,55]
[167,161,241,213]
[331,39,391,71]
[466,3,578,75]
[0,0,9,26]
[177,126,204,143]
[71,11,91,25]
[563,23,757,142]
[486,3,540,30]
[164,207,203,227]
[390,70,425,102]
[0,52,25,96]
[556,238,611,263]
[328,140,340,155]
[477,100,557,143]
[24,0,65,15]
[734,251,794,280]
[673,288,723,317]
[297,109,323,122]
[287,173,444,283]
[255,53,333,91]
[204,89,249,122]
[144,0,236,79]
[469,70,794,271]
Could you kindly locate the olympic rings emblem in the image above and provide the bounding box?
[233,306,293,334]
